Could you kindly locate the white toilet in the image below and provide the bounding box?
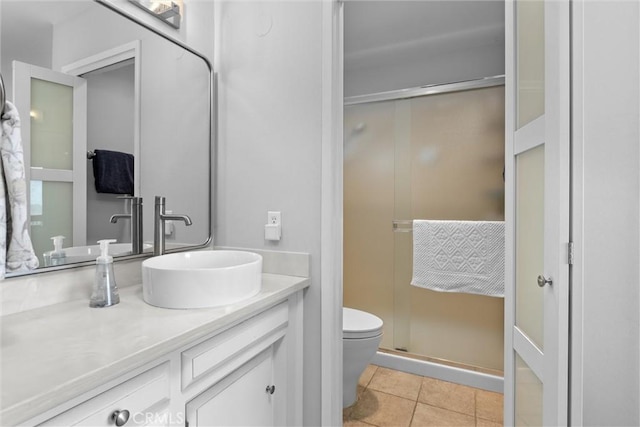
[343,307,383,408]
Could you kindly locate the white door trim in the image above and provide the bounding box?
[321,0,344,425]
[514,115,545,155]
[542,2,571,424]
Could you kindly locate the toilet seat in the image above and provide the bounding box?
[343,307,383,339]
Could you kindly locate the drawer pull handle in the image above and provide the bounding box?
[111,409,130,426]
[265,385,276,395]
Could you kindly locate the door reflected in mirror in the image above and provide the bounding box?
[0,0,211,275]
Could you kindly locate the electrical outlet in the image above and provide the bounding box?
[265,211,281,241]
[268,211,281,225]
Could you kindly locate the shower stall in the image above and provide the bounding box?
[343,77,506,376]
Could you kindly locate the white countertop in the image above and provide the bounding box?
[0,273,309,426]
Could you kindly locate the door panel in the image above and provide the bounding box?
[515,353,543,426]
[12,61,87,263]
[516,0,545,129]
[506,0,571,425]
[515,144,545,350]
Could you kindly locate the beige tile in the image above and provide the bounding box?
[411,403,475,427]
[368,367,423,401]
[418,377,476,416]
[359,364,379,388]
[476,389,504,423]
[349,389,416,427]
[476,417,503,427]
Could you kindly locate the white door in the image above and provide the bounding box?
[505,0,571,425]
[12,61,87,259]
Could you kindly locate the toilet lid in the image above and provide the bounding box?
[343,307,383,339]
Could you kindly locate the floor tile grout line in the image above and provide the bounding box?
[418,402,477,418]
[407,399,418,427]
[474,387,478,422]
[409,377,425,427]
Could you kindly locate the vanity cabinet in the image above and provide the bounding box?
[22,289,304,427]
[39,363,171,427]
[181,301,290,427]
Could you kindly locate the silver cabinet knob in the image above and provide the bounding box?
[111,409,130,426]
[265,385,276,395]
[537,275,552,287]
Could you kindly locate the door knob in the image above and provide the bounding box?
[111,409,130,426]
[265,385,276,395]
[537,275,552,288]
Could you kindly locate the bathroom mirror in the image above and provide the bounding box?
[1,0,212,276]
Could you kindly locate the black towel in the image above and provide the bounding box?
[92,149,134,195]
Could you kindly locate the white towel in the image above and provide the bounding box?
[1,101,39,279]
[411,220,504,297]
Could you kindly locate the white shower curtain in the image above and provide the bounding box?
[0,101,39,279]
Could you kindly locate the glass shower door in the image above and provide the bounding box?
[344,84,506,371]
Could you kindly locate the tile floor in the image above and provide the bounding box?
[343,365,504,427]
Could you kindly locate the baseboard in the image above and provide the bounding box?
[372,351,504,393]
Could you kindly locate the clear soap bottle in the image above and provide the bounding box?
[90,239,120,307]
[43,235,66,266]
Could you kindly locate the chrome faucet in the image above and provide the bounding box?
[154,196,192,256]
[109,196,144,254]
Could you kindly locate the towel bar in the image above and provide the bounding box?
[392,220,413,233]
[87,150,96,159]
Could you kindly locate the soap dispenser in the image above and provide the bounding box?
[43,236,66,266]
[90,239,120,308]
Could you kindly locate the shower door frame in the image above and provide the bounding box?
[344,75,505,107]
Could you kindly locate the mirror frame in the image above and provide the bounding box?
[5,0,213,278]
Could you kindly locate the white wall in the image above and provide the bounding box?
[344,1,504,97]
[213,2,324,424]
[0,5,52,101]
[573,1,640,425]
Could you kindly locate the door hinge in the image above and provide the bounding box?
[568,241,574,265]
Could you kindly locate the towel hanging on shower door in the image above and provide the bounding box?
[0,101,39,278]
[411,220,504,297]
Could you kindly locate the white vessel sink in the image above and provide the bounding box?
[141,250,262,309]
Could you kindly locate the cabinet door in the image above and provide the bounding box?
[186,348,275,427]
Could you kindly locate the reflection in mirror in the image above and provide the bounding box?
[1,0,211,276]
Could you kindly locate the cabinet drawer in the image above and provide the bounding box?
[181,302,288,390]
[40,363,170,427]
